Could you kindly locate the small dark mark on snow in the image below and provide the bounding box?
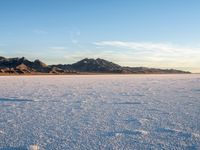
[0,98,34,102]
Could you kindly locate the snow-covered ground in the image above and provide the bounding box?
[0,75,199,150]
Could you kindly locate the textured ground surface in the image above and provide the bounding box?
[0,75,199,150]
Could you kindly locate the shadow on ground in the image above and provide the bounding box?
[0,98,34,102]
[0,147,28,150]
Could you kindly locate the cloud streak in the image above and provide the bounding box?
[33,29,48,35]
[50,47,67,50]
[94,41,200,54]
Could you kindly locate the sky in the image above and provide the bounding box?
[0,0,200,72]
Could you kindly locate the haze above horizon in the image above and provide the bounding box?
[0,0,200,73]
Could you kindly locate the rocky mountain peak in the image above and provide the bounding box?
[0,56,5,60]
[34,59,48,68]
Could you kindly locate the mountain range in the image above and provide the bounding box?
[0,56,190,74]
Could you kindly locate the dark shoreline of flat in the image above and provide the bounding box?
[0,73,194,76]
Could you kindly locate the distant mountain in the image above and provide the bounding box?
[52,58,190,74]
[0,56,73,74]
[121,67,190,74]
[0,56,191,74]
[71,58,122,73]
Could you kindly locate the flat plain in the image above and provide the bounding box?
[0,75,199,150]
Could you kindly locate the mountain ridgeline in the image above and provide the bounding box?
[0,56,190,74]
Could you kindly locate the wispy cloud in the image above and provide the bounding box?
[94,41,200,54]
[33,29,48,35]
[50,47,67,50]
[94,41,200,61]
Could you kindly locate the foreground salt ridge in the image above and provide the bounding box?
[0,75,199,149]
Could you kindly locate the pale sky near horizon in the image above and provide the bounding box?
[0,0,200,72]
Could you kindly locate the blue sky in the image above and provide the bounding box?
[0,0,200,72]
